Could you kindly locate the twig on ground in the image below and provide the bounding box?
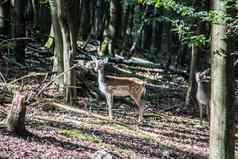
[8,72,48,85]
[35,63,79,97]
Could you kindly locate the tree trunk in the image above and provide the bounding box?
[25,0,34,38]
[49,0,64,90]
[95,0,104,40]
[160,9,172,69]
[150,6,159,54]
[141,4,153,50]
[31,0,39,27]
[209,0,235,159]
[186,44,199,106]
[128,4,145,58]
[108,0,122,56]
[0,1,10,36]
[120,0,130,56]
[55,0,80,104]
[13,0,27,64]
[79,0,91,40]
[5,91,27,135]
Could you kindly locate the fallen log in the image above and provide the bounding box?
[74,53,189,79]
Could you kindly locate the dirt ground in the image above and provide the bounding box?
[0,49,237,159]
[0,74,211,159]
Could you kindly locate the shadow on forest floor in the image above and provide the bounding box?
[1,45,238,159]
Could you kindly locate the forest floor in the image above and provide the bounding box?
[0,46,237,159]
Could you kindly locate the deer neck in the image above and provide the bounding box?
[197,80,202,89]
[197,80,207,94]
[98,69,106,85]
[97,68,109,94]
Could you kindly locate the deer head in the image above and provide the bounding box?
[92,57,108,71]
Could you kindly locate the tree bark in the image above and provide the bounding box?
[31,0,39,27]
[49,0,64,90]
[150,6,159,54]
[120,0,130,56]
[186,44,199,106]
[209,0,235,159]
[5,91,27,135]
[12,0,27,64]
[55,0,80,104]
[0,0,10,36]
[79,0,91,40]
[141,4,153,50]
[95,0,104,40]
[108,0,122,56]
[160,9,172,67]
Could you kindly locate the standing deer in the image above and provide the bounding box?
[195,72,210,124]
[93,57,145,122]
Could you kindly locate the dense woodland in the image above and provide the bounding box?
[0,0,238,158]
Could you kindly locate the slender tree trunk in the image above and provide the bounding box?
[160,9,172,69]
[108,0,122,56]
[31,0,39,27]
[141,4,153,50]
[25,0,32,37]
[79,0,91,40]
[150,6,159,54]
[49,0,64,90]
[209,0,235,159]
[160,9,170,57]
[90,0,95,33]
[95,0,104,40]
[120,0,130,55]
[0,1,10,36]
[44,24,54,48]
[177,44,188,67]
[186,44,198,106]
[128,4,145,58]
[13,0,27,64]
[133,4,143,48]
[0,0,10,57]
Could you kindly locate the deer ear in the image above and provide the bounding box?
[91,56,97,62]
[195,72,200,80]
[104,57,109,63]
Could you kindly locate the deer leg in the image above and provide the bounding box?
[206,104,210,124]
[199,103,203,125]
[105,94,113,119]
[134,97,144,122]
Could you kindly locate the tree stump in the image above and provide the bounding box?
[5,91,27,135]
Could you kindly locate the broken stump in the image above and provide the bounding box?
[5,91,27,135]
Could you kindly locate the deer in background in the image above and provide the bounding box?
[195,72,210,125]
[92,57,145,122]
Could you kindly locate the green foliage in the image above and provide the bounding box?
[137,0,145,4]
[153,0,236,47]
[137,0,155,5]
[131,0,237,47]
[123,0,135,6]
[185,34,207,47]
[40,0,49,5]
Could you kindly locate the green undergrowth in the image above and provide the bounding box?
[57,122,153,158]
[58,129,102,143]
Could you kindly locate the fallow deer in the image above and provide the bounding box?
[93,57,145,122]
[195,72,210,124]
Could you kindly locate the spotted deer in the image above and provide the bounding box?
[93,57,145,122]
[195,72,210,124]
